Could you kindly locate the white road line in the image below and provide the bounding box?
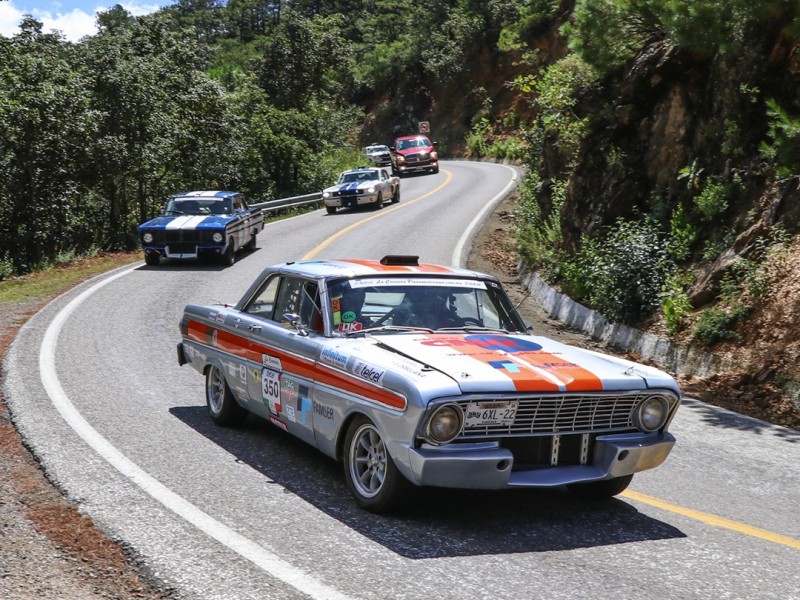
[38,265,353,600]
[451,163,519,267]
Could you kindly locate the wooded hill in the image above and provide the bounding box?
[2,1,800,412]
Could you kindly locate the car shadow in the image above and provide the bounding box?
[136,247,263,272]
[170,406,687,558]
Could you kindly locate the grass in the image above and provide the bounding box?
[0,252,142,305]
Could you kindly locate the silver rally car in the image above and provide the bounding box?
[178,255,681,512]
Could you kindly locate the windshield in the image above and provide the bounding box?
[326,276,527,335]
[397,137,431,151]
[165,197,231,215]
[338,171,378,183]
[366,146,388,154]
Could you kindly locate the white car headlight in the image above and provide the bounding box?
[423,404,463,444]
[367,186,376,194]
[431,151,438,159]
[633,395,669,432]
[212,232,224,243]
[323,191,331,199]
[143,232,153,243]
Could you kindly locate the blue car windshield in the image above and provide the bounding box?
[166,198,231,215]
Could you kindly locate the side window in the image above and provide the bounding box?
[274,278,322,332]
[244,275,280,319]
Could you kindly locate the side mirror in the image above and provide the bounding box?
[283,312,309,337]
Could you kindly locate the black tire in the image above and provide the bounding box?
[326,206,337,215]
[391,187,400,203]
[567,474,633,499]
[343,416,412,513]
[144,253,160,266]
[205,365,248,427]
[221,242,235,266]
[431,164,439,174]
[373,193,383,210]
[245,233,257,252]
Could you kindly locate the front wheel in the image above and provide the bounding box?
[221,242,235,266]
[391,187,400,203]
[205,365,248,427]
[373,193,383,210]
[567,474,633,499]
[343,416,411,512]
[431,164,439,174]
[326,206,337,215]
[144,253,160,266]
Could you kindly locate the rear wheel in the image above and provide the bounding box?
[205,365,248,427]
[245,233,257,252]
[567,474,633,499]
[343,416,411,512]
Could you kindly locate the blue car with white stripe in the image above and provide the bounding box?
[322,167,400,214]
[138,191,264,266]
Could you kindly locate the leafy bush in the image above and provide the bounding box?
[573,217,672,324]
[514,175,567,277]
[694,180,730,221]
[760,98,800,178]
[661,273,693,335]
[694,305,745,345]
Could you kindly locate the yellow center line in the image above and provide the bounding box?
[622,489,800,549]
[302,169,453,260]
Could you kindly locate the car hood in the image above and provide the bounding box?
[324,181,376,193]
[369,332,679,394]
[139,215,232,231]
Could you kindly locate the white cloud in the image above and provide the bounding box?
[0,2,166,42]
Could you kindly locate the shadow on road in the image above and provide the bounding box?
[170,405,686,558]
[680,398,800,443]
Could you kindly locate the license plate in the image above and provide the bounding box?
[464,401,518,427]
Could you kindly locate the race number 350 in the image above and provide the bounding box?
[262,368,281,414]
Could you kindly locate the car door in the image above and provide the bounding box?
[239,274,323,446]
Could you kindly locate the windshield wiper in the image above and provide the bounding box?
[436,325,511,333]
[347,325,434,337]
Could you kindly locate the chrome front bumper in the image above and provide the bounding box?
[404,432,676,489]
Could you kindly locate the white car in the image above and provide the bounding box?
[363,144,391,166]
[177,255,682,512]
[322,167,400,214]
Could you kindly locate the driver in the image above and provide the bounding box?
[405,289,460,329]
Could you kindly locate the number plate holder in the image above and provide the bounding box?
[464,401,519,428]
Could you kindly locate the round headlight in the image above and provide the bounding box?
[323,191,331,199]
[367,186,376,194]
[425,404,463,444]
[212,232,224,243]
[634,395,669,432]
[142,232,153,243]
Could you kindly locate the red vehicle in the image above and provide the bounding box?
[390,135,439,176]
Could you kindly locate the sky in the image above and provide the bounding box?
[0,0,171,41]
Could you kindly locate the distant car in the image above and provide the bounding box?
[177,255,681,512]
[390,135,439,176]
[322,167,400,214]
[138,191,264,266]
[363,144,391,166]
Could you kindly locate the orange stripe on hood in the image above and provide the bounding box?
[421,335,604,392]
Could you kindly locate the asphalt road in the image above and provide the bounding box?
[5,160,799,600]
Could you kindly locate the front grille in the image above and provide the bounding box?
[454,392,655,439]
[502,434,594,468]
[333,190,360,198]
[405,152,430,164]
[166,229,201,244]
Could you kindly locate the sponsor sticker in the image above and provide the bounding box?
[342,310,356,323]
[262,354,283,370]
[349,278,486,289]
[352,359,385,385]
[320,347,348,369]
[338,322,363,333]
